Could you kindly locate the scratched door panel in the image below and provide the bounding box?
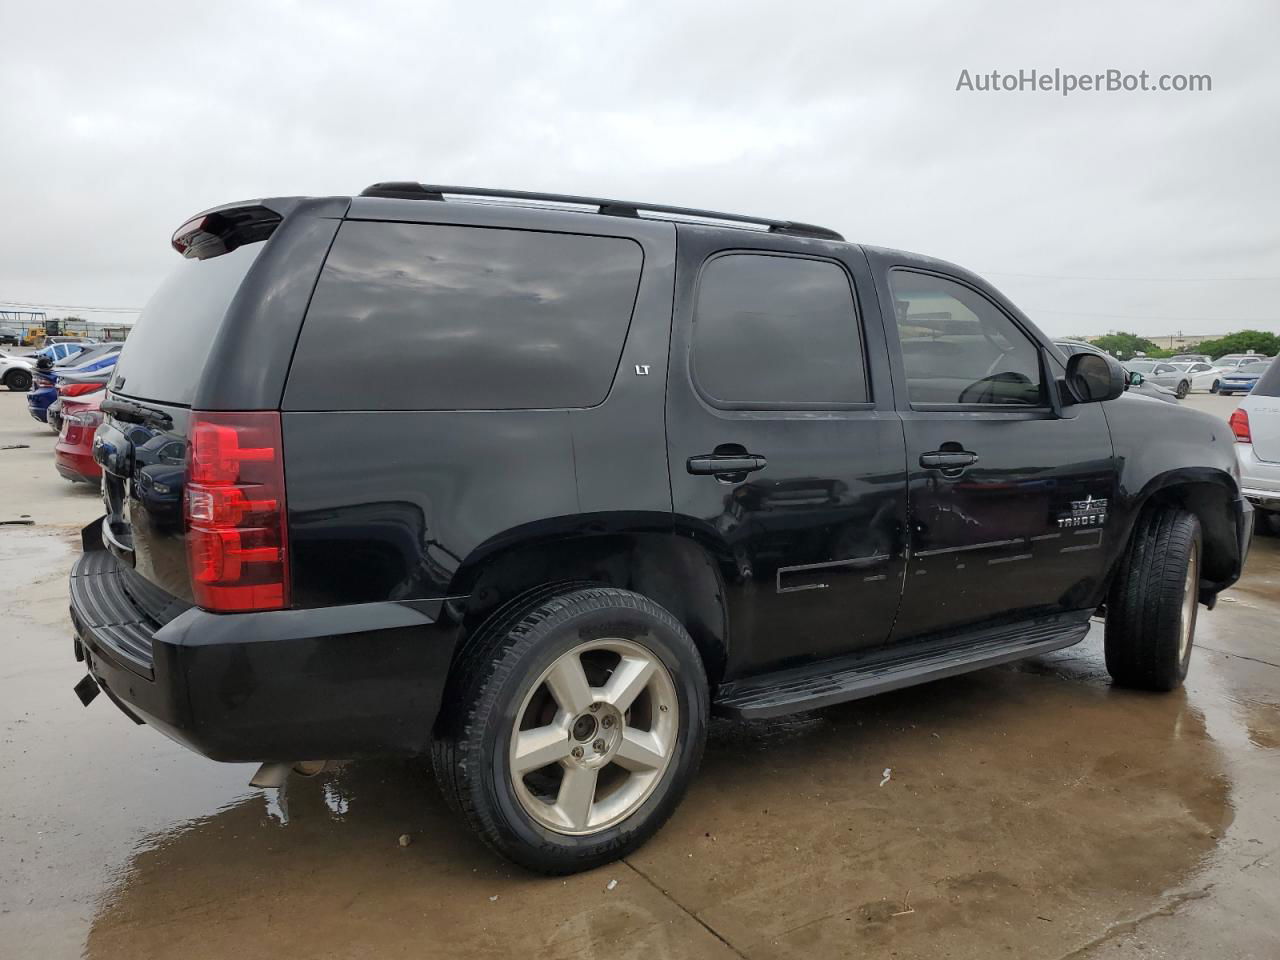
[892,405,1116,640]
[665,225,909,678]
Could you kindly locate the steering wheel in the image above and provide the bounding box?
[958,371,1033,404]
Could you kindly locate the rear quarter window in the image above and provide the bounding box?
[284,221,644,411]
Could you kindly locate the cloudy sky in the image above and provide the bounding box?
[1,0,1276,338]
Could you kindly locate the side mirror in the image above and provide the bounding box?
[1127,370,1145,386]
[1064,352,1126,403]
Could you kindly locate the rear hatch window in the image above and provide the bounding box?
[111,242,263,405]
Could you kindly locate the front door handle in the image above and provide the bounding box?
[919,450,979,470]
[687,453,768,477]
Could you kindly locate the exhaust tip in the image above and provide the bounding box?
[249,762,291,789]
[249,760,331,789]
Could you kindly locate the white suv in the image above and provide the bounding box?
[1231,362,1280,523]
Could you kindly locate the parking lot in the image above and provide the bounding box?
[1,390,1277,960]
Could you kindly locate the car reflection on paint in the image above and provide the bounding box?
[715,476,899,584]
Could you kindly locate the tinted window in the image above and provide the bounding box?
[1252,361,1280,397]
[287,222,643,410]
[889,270,1043,406]
[691,253,867,406]
[112,242,264,404]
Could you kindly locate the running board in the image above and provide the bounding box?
[713,613,1092,720]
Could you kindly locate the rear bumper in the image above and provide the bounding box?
[1236,443,1280,510]
[70,522,462,762]
[1242,487,1280,511]
[55,447,100,483]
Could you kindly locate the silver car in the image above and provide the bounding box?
[1233,362,1280,525]
[1125,360,1192,399]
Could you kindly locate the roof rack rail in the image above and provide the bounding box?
[358,182,844,242]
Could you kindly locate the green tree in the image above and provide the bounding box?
[1087,332,1169,360]
[1193,329,1280,360]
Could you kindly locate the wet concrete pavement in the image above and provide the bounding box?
[1,392,1277,959]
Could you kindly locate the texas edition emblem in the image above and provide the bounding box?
[1058,495,1108,529]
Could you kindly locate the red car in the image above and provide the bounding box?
[54,391,104,484]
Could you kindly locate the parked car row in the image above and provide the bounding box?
[1051,344,1274,398]
[4,343,123,485]
[1,339,103,392]
[1053,342,1180,403]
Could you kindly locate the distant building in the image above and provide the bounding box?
[1079,333,1214,350]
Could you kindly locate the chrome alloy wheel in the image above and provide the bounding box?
[1179,544,1199,661]
[509,638,679,835]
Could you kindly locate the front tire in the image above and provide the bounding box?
[432,586,708,874]
[1105,508,1201,691]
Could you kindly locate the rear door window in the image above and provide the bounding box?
[285,221,644,411]
[690,253,868,407]
[111,242,265,405]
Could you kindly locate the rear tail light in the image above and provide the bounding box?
[185,411,290,612]
[63,409,103,445]
[59,382,102,398]
[1229,409,1251,443]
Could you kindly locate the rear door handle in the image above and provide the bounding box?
[687,454,768,477]
[919,450,979,470]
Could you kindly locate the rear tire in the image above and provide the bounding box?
[1209,379,1220,394]
[1104,508,1201,691]
[431,586,708,874]
[3,369,32,392]
[1175,380,1189,399]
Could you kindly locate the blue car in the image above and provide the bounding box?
[33,341,90,365]
[1217,359,1271,396]
[27,344,122,423]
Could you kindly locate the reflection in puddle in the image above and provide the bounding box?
[83,632,1237,960]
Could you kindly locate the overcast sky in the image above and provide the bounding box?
[1,0,1276,338]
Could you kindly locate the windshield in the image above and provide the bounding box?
[1126,361,1157,372]
[1235,362,1270,375]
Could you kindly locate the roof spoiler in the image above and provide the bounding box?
[170,200,292,259]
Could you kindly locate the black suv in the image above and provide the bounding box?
[71,183,1253,873]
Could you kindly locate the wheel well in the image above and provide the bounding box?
[461,533,729,684]
[1142,481,1238,585]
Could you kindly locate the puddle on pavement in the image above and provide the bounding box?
[3,531,1277,959]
